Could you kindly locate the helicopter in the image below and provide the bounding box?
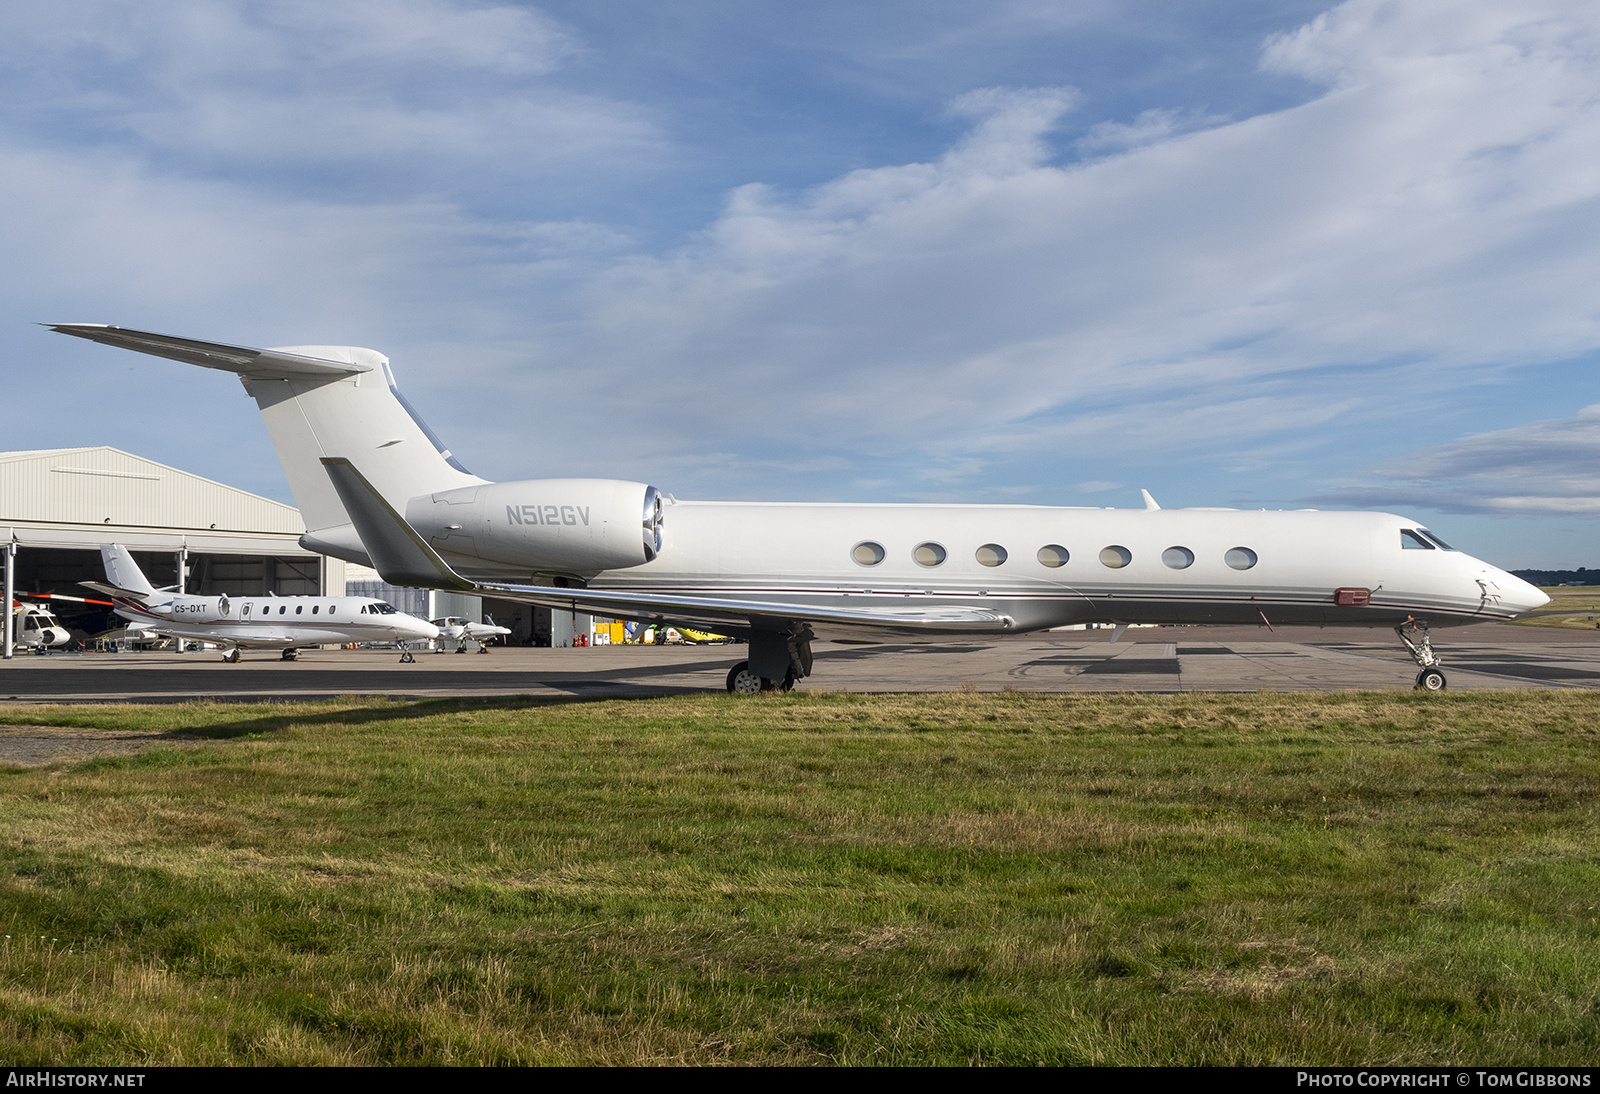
[6,592,112,651]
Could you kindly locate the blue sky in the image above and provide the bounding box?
[4,0,1598,567]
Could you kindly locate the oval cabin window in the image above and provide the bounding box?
[1162,546,1194,569]
[913,542,947,567]
[1099,545,1132,569]
[975,544,1007,567]
[1036,544,1069,568]
[852,541,885,566]
[1225,547,1258,570]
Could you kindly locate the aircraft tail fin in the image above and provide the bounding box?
[98,544,156,597]
[47,325,488,533]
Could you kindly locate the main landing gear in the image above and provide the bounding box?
[223,648,242,663]
[724,624,814,695]
[280,649,300,662]
[726,661,793,694]
[1396,618,1447,691]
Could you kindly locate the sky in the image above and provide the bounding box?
[3,0,1598,568]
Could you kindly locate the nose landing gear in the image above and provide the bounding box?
[1397,618,1447,691]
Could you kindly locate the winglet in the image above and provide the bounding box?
[1141,489,1160,511]
[320,458,476,592]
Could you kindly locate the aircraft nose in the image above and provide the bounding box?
[1504,573,1550,614]
[1481,568,1549,616]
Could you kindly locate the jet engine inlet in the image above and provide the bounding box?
[643,485,663,562]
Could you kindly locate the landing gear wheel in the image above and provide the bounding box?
[280,649,299,662]
[1415,668,1447,692]
[400,650,416,663]
[726,661,765,695]
[778,669,796,693]
[223,649,241,664]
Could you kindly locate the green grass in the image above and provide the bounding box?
[1506,587,1600,628]
[2,690,1599,1064]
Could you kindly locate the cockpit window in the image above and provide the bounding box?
[370,601,398,615]
[1417,529,1456,551]
[1400,530,1435,550]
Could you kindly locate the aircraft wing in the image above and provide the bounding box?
[459,582,1016,636]
[45,324,371,380]
[320,457,1016,637]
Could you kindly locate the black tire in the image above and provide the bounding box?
[1415,668,1446,692]
[727,661,764,695]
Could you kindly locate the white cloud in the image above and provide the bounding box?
[522,0,1600,473]
[9,0,1600,529]
[1324,404,1600,516]
[0,1,660,188]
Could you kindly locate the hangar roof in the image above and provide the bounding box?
[1,446,310,554]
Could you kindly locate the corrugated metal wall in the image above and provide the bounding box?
[0,447,302,533]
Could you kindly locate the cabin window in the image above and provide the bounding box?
[1099,545,1132,569]
[312,605,320,614]
[1162,546,1194,569]
[279,606,287,614]
[1036,544,1069,568]
[852,542,885,566]
[1225,547,1258,570]
[1400,530,1434,550]
[913,542,947,567]
[329,606,337,615]
[295,606,303,615]
[975,544,1007,567]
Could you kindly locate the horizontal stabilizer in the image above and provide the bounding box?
[46,324,374,380]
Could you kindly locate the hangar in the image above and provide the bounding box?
[2,446,342,642]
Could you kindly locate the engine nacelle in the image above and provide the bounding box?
[406,478,664,576]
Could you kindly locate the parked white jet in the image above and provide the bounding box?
[84,543,439,662]
[51,325,1550,691]
[431,615,511,652]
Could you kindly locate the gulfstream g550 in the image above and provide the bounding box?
[49,324,1549,692]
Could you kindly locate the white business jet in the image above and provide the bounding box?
[84,543,439,662]
[50,325,1549,692]
[431,615,511,652]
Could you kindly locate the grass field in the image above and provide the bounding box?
[2,690,1599,1065]
[1508,587,1600,629]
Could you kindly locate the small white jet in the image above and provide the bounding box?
[83,544,439,662]
[52,325,1551,692]
[431,615,511,652]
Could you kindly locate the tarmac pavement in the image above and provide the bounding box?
[1,622,1596,705]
